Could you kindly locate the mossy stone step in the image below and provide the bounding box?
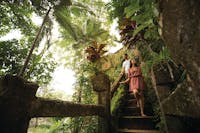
[125,99,137,106]
[120,106,153,116]
[118,129,159,133]
[119,116,157,130]
[121,116,154,119]
[127,93,136,99]
[125,99,153,108]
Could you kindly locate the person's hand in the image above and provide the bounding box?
[119,81,124,84]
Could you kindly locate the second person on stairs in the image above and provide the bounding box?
[120,53,131,78]
[120,58,146,117]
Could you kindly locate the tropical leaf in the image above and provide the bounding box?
[54,8,78,41]
[72,1,95,16]
[133,19,153,36]
[144,25,159,40]
[124,0,140,18]
[85,41,107,62]
[70,6,81,16]
[85,19,101,36]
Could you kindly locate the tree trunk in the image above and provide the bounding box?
[18,7,51,77]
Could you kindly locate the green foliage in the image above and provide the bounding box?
[109,1,172,132]
[53,4,113,132]
[124,0,140,18]
[0,0,106,132]
[111,86,126,115]
[0,40,56,83]
[0,2,35,36]
[0,1,57,84]
[133,19,153,36]
[28,127,49,133]
[0,40,27,75]
[54,0,112,53]
[47,59,98,132]
[54,7,78,41]
[67,61,98,132]
[145,87,165,131]
[48,120,64,133]
[67,116,98,133]
[124,0,158,37]
[139,45,171,133]
[109,0,160,41]
[142,47,171,78]
[26,53,56,84]
[108,0,130,20]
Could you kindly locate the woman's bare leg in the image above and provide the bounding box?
[133,90,140,108]
[136,101,139,107]
[138,91,146,116]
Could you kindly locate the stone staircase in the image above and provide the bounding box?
[117,93,159,133]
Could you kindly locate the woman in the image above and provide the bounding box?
[120,58,146,116]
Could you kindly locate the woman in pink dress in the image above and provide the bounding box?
[120,58,146,116]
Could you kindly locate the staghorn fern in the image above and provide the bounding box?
[85,41,107,62]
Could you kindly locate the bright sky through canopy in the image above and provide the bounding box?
[31,13,76,96]
[0,0,121,99]
[49,65,76,95]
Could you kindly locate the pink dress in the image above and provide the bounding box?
[128,67,144,92]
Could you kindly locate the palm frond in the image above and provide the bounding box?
[72,1,95,16]
[54,8,78,41]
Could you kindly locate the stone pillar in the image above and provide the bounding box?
[0,75,38,133]
[91,71,111,133]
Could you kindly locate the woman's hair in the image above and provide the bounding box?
[130,58,139,67]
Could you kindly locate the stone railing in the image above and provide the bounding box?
[0,74,110,133]
[110,73,124,98]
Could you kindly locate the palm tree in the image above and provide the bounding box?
[18,7,52,76]
[18,0,108,77]
[18,0,71,77]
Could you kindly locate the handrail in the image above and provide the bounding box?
[110,73,124,98]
